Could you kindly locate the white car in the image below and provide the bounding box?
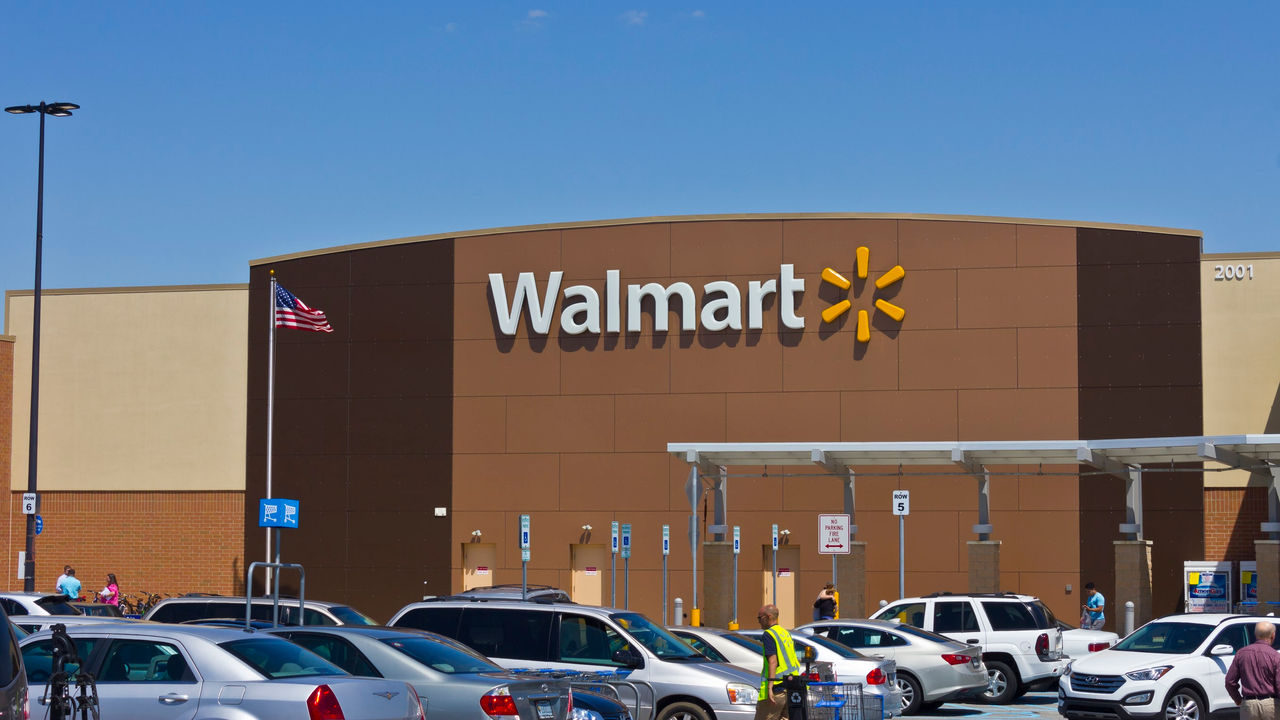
[1059,613,1263,720]
[1058,620,1120,658]
[871,591,1068,704]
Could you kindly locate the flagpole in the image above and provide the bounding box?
[266,271,277,589]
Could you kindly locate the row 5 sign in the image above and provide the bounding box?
[892,490,910,516]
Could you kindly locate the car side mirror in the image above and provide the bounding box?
[1210,644,1234,656]
[612,648,643,669]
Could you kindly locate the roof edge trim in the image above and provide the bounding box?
[249,212,1204,267]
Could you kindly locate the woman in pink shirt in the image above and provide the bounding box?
[99,574,120,607]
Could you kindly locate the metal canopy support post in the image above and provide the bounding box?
[684,453,702,621]
[1078,447,1143,540]
[1199,442,1280,539]
[711,466,727,541]
[952,449,991,540]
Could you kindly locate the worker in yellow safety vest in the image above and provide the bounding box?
[755,603,801,720]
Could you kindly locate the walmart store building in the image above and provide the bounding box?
[2,213,1276,626]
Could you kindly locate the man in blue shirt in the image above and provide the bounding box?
[58,567,81,600]
[1083,582,1105,630]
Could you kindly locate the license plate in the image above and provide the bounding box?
[535,701,553,719]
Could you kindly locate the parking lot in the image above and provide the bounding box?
[927,692,1060,720]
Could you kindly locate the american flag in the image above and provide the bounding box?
[275,283,333,333]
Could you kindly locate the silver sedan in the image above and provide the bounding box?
[796,619,988,715]
[21,623,426,719]
[267,625,600,720]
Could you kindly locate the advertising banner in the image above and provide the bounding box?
[1184,561,1232,613]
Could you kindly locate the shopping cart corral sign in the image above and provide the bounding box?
[818,514,851,555]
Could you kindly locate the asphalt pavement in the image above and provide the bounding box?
[925,691,1060,720]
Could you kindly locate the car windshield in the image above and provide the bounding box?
[722,633,765,652]
[889,624,964,645]
[799,634,865,659]
[328,606,379,626]
[1029,601,1058,629]
[611,613,703,660]
[1112,622,1214,654]
[220,637,349,679]
[37,598,82,616]
[381,636,503,674]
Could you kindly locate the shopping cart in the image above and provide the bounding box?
[509,668,654,719]
[804,681,885,720]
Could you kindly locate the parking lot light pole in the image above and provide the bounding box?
[5,101,78,592]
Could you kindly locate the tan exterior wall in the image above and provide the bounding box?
[1201,252,1280,488]
[5,286,248,491]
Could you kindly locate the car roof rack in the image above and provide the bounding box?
[920,591,1026,599]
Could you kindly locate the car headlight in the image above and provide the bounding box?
[727,682,759,705]
[1125,666,1173,682]
[570,709,604,720]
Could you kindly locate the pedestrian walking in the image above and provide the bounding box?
[1226,621,1280,720]
[99,574,120,606]
[754,603,801,720]
[1082,582,1106,630]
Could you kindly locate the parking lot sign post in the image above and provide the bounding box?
[662,525,670,624]
[893,490,910,598]
[771,524,779,605]
[610,521,619,606]
[733,526,740,626]
[259,498,300,610]
[621,523,632,608]
[818,513,851,588]
[519,514,530,600]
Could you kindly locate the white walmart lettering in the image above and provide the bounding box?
[489,264,806,336]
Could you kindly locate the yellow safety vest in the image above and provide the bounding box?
[760,624,802,696]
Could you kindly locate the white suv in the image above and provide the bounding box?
[870,592,1068,704]
[1059,613,1261,720]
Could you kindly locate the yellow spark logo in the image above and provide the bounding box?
[819,247,906,342]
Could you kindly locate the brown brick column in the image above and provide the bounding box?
[968,541,1002,593]
[1255,540,1280,606]
[702,541,733,628]
[834,542,866,618]
[1114,540,1154,631]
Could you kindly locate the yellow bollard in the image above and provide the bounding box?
[833,590,840,619]
[691,608,701,627]
[728,620,740,630]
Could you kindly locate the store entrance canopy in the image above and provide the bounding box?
[669,434,1280,542]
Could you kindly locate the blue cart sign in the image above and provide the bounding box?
[662,525,669,556]
[621,524,632,559]
[34,515,43,536]
[259,498,300,528]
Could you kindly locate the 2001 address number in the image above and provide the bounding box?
[1214,264,1253,281]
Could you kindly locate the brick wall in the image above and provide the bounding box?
[3,491,245,600]
[1205,487,1267,561]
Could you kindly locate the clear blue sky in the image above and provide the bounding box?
[2,2,1276,294]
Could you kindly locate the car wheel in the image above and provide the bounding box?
[657,701,711,720]
[981,660,1019,704]
[1163,688,1205,720]
[897,673,924,715]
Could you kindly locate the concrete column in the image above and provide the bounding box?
[1114,540,1154,631]
[1255,540,1280,607]
[967,541,1002,593]
[702,541,733,628]
[834,542,866,618]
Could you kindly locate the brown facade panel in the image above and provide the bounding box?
[242,216,1206,626]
